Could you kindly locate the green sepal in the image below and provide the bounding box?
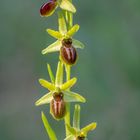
[58,12,67,35]
[47,64,55,84]
[67,24,80,37]
[73,104,80,130]
[63,91,86,103]
[64,135,75,140]
[60,77,77,90]
[41,112,57,140]
[47,29,63,39]
[39,79,55,91]
[59,0,76,13]
[55,61,63,86]
[42,40,61,55]
[35,92,53,106]
[81,122,97,136]
[73,39,85,49]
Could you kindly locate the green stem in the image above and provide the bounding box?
[64,1,73,136]
[64,64,71,136]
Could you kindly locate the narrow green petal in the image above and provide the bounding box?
[66,124,77,135]
[73,39,85,49]
[81,123,97,135]
[47,29,63,39]
[59,0,76,13]
[47,64,55,84]
[58,12,67,34]
[63,91,86,103]
[39,79,55,91]
[55,61,63,86]
[67,24,80,37]
[73,104,80,130]
[35,92,53,106]
[41,112,57,140]
[64,135,75,140]
[42,40,61,55]
[60,77,77,90]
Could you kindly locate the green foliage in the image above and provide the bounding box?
[41,112,57,140]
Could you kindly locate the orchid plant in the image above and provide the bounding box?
[35,0,97,139]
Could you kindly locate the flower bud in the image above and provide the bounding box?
[60,38,77,65]
[40,1,57,17]
[50,92,66,119]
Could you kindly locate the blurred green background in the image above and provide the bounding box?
[0,0,140,139]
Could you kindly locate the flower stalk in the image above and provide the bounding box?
[35,0,97,139]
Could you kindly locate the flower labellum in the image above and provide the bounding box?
[76,135,85,140]
[40,1,57,17]
[60,38,77,65]
[50,92,66,119]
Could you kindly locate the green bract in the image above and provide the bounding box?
[42,12,85,55]
[35,61,86,107]
[64,105,97,140]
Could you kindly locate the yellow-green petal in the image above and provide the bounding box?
[39,79,55,91]
[47,64,55,84]
[66,124,77,135]
[63,91,86,103]
[60,77,77,90]
[59,0,76,13]
[73,104,80,130]
[55,61,64,86]
[73,39,85,49]
[41,112,57,140]
[42,40,61,55]
[67,24,80,37]
[35,92,53,106]
[81,122,97,135]
[58,12,67,35]
[47,29,63,39]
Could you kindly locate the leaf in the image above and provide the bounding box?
[67,24,80,37]
[64,135,75,140]
[39,79,55,91]
[81,122,97,135]
[55,61,63,86]
[47,29,63,39]
[58,12,67,34]
[73,39,85,49]
[42,40,61,55]
[63,91,86,103]
[35,92,53,106]
[41,112,57,140]
[73,104,80,130]
[60,77,77,90]
[47,64,55,84]
[60,0,76,13]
